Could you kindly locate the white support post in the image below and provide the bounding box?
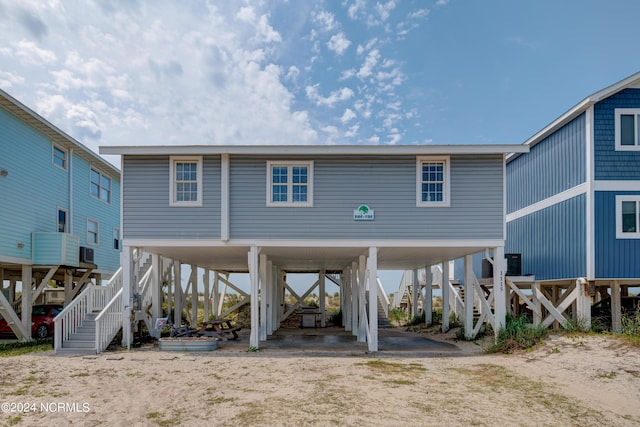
[493,246,506,338]
[319,270,326,328]
[441,261,450,332]
[249,247,259,348]
[412,268,419,318]
[21,266,33,341]
[269,262,277,334]
[259,253,268,341]
[351,262,358,336]
[121,246,133,349]
[576,278,591,331]
[173,260,182,326]
[276,267,284,326]
[367,247,378,352]
[464,255,475,340]
[151,254,162,337]
[203,269,210,321]
[344,267,352,332]
[424,266,433,326]
[357,257,367,342]
[190,265,198,327]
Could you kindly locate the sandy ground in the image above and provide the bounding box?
[1,331,639,427]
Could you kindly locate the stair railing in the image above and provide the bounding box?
[376,277,390,317]
[53,284,94,352]
[94,287,124,353]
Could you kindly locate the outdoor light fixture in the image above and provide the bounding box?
[0,169,7,177]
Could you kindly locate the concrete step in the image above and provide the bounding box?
[55,347,97,356]
[61,340,95,349]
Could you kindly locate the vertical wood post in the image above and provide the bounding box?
[212,272,220,317]
[173,260,182,326]
[351,263,358,336]
[368,247,378,352]
[21,265,33,341]
[464,255,475,339]
[121,246,133,349]
[532,282,542,326]
[190,265,198,327]
[249,247,259,348]
[151,254,162,337]
[424,266,433,326]
[357,256,367,342]
[493,246,506,338]
[344,267,352,331]
[203,268,210,321]
[611,281,622,333]
[412,268,419,318]
[319,270,326,328]
[441,261,450,332]
[259,253,268,341]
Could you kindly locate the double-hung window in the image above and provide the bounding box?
[52,144,67,170]
[416,156,450,207]
[57,208,68,233]
[113,227,121,250]
[615,109,640,150]
[91,168,111,203]
[616,195,640,238]
[267,161,313,207]
[87,219,99,245]
[170,156,203,207]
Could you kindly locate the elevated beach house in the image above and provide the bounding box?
[94,144,527,352]
[506,71,640,331]
[0,89,120,340]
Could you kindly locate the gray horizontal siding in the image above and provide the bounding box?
[594,191,640,278]
[230,155,504,240]
[507,113,586,214]
[506,194,586,280]
[123,155,221,239]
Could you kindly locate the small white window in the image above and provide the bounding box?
[113,227,121,250]
[416,156,450,207]
[57,208,68,233]
[615,109,640,151]
[267,161,313,207]
[52,144,67,170]
[87,219,99,245]
[616,195,640,238]
[170,156,203,207]
[91,168,112,204]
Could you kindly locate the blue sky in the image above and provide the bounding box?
[2,0,640,170]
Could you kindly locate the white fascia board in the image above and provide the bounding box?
[0,254,33,265]
[508,71,640,164]
[506,183,588,222]
[100,144,529,156]
[123,238,505,248]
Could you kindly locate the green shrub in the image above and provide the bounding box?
[486,313,548,354]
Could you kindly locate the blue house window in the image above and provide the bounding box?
[267,161,313,207]
[615,109,640,150]
[52,144,67,170]
[416,156,450,207]
[616,196,640,239]
[87,219,99,245]
[91,168,111,204]
[57,208,68,233]
[170,156,203,207]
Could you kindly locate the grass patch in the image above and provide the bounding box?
[486,313,548,354]
[360,359,426,374]
[0,339,52,357]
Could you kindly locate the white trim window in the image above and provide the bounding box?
[52,144,68,170]
[615,108,640,150]
[90,168,111,203]
[267,161,313,207]
[616,195,640,238]
[57,208,68,233]
[170,156,203,207]
[87,219,99,245]
[113,227,121,250]
[416,156,450,207]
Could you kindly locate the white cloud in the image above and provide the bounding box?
[357,49,380,79]
[306,85,354,107]
[340,108,356,123]
[347,0,366,20]
[375,1,397,22]
[327,32,351,55]
[312,10,337,32]
[409,9,429,19]
[285,65,300,81]
[0,70,25,88]
[15,40,57,64]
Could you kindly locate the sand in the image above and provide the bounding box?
[1,332,639,426]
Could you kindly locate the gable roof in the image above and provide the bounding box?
[508,70,640,163]
[0,88,120,176]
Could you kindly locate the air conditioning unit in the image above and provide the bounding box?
[481,253,522,278]
[79,246,94,263]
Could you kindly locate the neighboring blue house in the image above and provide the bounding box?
[0,88,120,340]
[506,71,640,330]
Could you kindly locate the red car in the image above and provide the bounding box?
[0,305,62,339]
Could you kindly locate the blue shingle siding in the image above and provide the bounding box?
[594,88,640,180]
[594,191,640,278]
[229,155,504,240]
[122,155,221,239]
[506,194,586,280]
[507,113,586,214]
